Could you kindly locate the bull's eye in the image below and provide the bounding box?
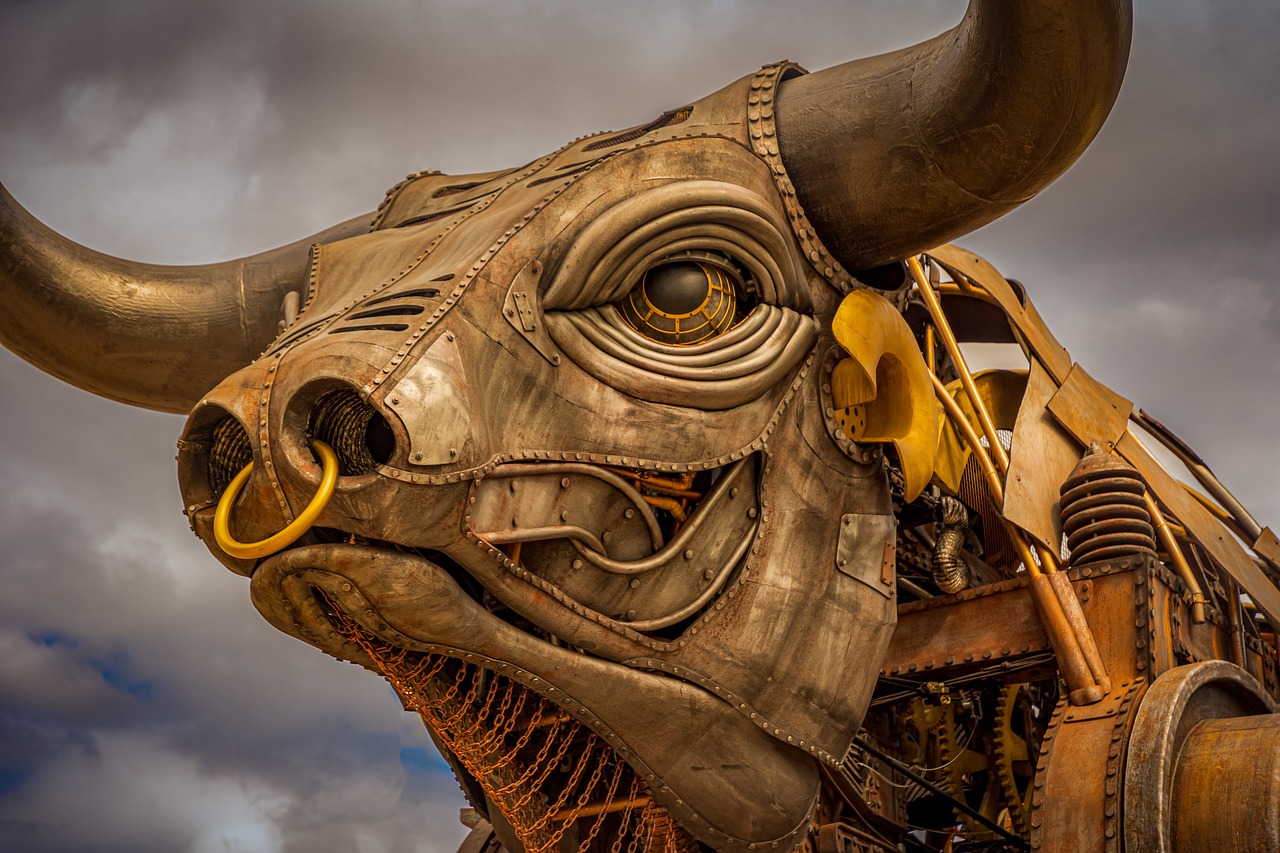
[309,390,395,475]
[617,260,743,346]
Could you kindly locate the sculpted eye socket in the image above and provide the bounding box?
[536,182,818,408]
[617,258,754,346]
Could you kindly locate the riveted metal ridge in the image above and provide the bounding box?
[369,168,445,230]
[898,574,1032,615]
[1102,680,1144,853]
[1028,693,1070,849]
[375,351,815,485]
[749,62,857,295]
[257,351,292,518]
[627,655,843,767]
[818,343,880,466]
[368,153,596,392]
[263,175,511,359]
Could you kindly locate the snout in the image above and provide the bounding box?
[176,341,476,574]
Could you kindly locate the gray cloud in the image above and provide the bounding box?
[2,1,1277,850]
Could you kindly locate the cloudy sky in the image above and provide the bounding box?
[0,1,1277,851]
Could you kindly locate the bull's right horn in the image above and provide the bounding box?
[0,181,369,414]
[776,0,1132,273]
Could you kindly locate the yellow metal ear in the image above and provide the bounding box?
[831,289,941,502]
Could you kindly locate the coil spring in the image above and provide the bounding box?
[208,418,252,496]
[309,389,393,476]
[1059,445,1157,567]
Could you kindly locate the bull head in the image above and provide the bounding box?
[0,3,1132,849]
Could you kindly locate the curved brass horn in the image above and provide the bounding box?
[776,0,1132,273]
[0,181,370,413]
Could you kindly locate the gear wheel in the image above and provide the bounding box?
[936,702,1000,835]
[992,683,1041,836]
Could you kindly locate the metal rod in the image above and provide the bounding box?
[851,736,1029,847]
[1144,491,1207,623]
[1133,410,1263,541]
[553,795,652,821]
[932,373,1102,703]
[937,280,1001,306]
[478,525,607,554]
[909,256,1011,477]
[1182,483,1257,545]
[1046,571,1112,697]
[1225,577,1246,667]
[930,374,1014,550]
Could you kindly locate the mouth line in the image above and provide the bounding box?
[253,449,761,651]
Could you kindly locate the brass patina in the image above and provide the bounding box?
[2,2,1277,851]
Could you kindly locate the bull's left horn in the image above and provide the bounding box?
[0,181,369,413]
[775,0,1132,273]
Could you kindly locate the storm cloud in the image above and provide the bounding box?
[1,1,1277,851]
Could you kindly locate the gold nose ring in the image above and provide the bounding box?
[213,440,338,560]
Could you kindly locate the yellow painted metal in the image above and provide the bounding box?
[214,440,339,560]
[932,371,1108,704]
[933,370,1027,496]
[830,288,942,502]
[908,256,1012,477]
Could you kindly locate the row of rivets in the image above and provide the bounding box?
[748,62,856,295]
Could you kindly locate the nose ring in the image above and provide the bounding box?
[214,440,338,560]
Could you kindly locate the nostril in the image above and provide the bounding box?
[209,417,253,496]
[309,389,395,475]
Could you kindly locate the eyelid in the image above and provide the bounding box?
[539,181,809,313]
[545,307,818,409]
[584,305,784,367]
[555,306,811,381]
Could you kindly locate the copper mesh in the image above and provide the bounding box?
[327,600,701,853]
[956,431,1018,575]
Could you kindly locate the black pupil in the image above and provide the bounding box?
[643,263,711,314]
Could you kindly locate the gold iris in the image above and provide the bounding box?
[618,261,738,345]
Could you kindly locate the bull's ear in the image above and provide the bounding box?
[831,289,940,501]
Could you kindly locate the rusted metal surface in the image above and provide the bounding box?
[1005,359,1080,552]
[1124,661,1278,853]
[1120,430,1280,623]
[1047,364,1134,451]
[5,1,1280,850]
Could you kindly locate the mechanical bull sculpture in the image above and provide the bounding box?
[3,2,1279,851]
